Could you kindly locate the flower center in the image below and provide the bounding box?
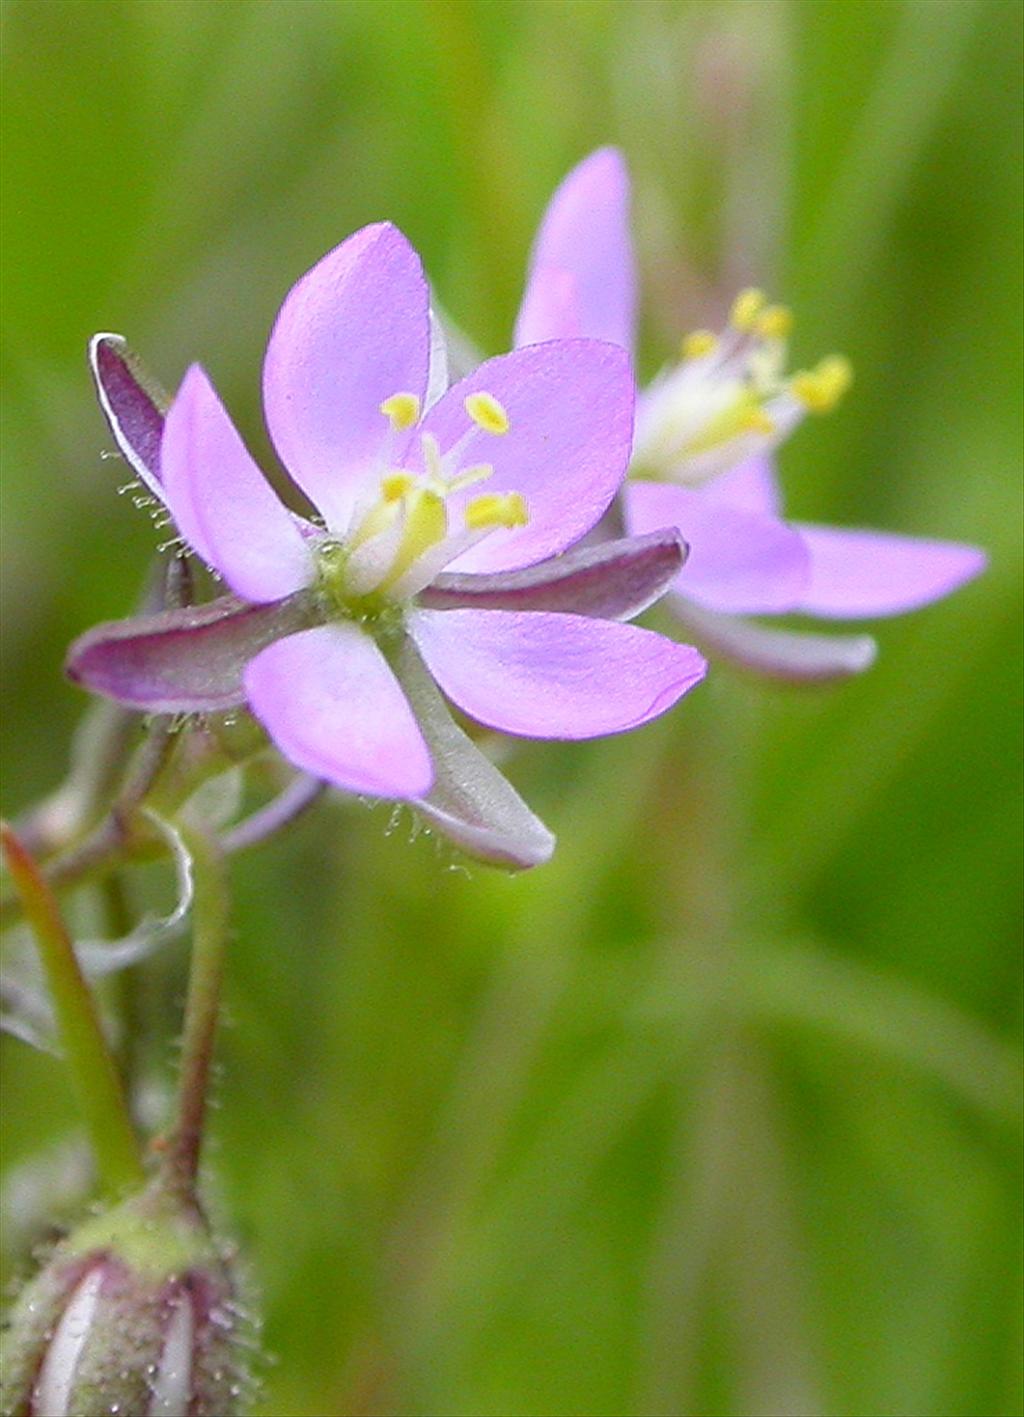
[314,389,529,620]
[632,287,852,485]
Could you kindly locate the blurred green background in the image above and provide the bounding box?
[2,1,1021,1414]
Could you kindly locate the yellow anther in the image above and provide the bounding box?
[465,391,510,435]
[817,354,853,400]
[791,372,830,412]
[681,329,718,360]
[381,472,415,501]
[740,407,776,437]
[791,354,853,413]
[754,304,793,341]
[730,287,766,332]
[464,491,529,530]
[379,392,421,431]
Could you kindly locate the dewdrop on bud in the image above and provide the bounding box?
[0,1181,255,1417]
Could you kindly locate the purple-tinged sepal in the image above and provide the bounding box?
[65,591,319,714]
[0,1180,255,1417]
[673,599,878,682]
[394,640,555,870]
[419,528,687,620]
[89,334,169,499]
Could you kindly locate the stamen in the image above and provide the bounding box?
[446,462,494,494]
[791,354,853,413]
[421,431,445,484]
[382,472,415,501]
[465,391,510,435]
[681,329,718,360]
[350,494,401,549]
[730,287,766,332]
[684,389,774,455]
[464,491,529,530]
[380,392,422,430]
[754,304,793,341]
[817,354,854,400]
[740,407,776,436]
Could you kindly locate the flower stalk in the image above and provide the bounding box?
[0,822,145,1197]
[158,819,230,1199]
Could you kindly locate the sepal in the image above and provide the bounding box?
[0,1180,253,1417]
[418,529,687,621]
[393,639,555,870]
[65,591,319,714]
[89,334,168,499]
[672,598,878,681]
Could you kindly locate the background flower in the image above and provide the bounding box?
[518,146,987,679]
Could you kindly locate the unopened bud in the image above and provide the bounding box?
[1,1181,255,1417]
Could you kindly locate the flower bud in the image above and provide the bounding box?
[1,1181,253,1417]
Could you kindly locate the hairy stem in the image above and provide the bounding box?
[158,821,230,1198]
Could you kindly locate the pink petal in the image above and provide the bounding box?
[793,524,988,619]
[624,481,810,614]
[243,624,433,798]
[419,529,686,620]
[514,148,635,352]
[392,639,555,870]
[262,223,430,530]
[66,593,317,713]
[671,597,878,682]
[89,334,167,498]
[416,341,634,574]
[162,365,312,603]
[702,454,782,516]
[409,608,705,739]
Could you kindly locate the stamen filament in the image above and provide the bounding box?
[683,389,773,456]
[446,462,494,494]
[420,431,445,485]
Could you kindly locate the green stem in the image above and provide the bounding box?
[158,820,230,1199]
[0,823,145,1197]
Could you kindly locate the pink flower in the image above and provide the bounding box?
[70,224,706,867]
[517,149,987,680]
